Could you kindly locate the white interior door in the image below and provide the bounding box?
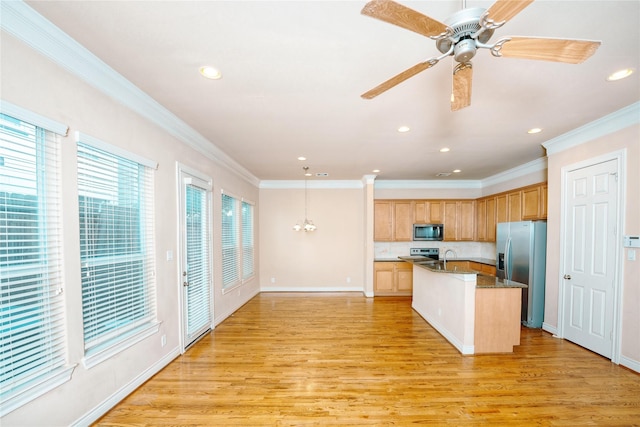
[179,170,213,349]
[563,158,618,358]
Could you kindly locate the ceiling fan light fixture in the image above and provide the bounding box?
[607,68,634,81]
[199,66,222,80]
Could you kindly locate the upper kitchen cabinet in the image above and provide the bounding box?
[443,200,475,241]
[475,196,497,242]
[374,200,414,241]
[522,184,548,220]
[494,183,548,225]
[414,200,443,224]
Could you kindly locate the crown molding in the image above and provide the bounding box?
[543,102,640,155]
[1,1,260,187]
[480,157,548,188]
[374,180,482,190]
[260,180,364,190]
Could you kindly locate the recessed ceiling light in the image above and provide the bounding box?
[440,147,450,153]
[607,68,634,81]
[199,66,222,80]
[527,128,542,134]
[297,156,307,161]
[453,169,461,173]
[397,126,410,133]
[372,169,380,173]
[305,172,312,177]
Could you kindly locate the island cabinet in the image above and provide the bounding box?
[443,200,475,241]
[374,200,414,242]
[374,262,412,296]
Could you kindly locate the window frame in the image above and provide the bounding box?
[75,131,159,369]
[221,191,255,293]
[0,102,75,417]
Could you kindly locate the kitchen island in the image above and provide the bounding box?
[399,257,526,355]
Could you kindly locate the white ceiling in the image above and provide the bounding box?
[26,1,640,181]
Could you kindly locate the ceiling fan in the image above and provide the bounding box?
[360,0,601,111]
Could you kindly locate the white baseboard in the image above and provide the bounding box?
[72,347,181,427]
[412,305,474,355]
[260,286,365,293]
[542,322,558,336]
[619,355,640,374]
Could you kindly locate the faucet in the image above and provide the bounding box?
[443,249,457,269]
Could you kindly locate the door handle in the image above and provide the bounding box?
[183,281,189,287]
[563,274,571,280]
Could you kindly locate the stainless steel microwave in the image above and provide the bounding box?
[413,223,444,241]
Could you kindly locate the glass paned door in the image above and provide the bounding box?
[180,174,212,348]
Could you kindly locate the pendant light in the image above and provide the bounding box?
[293,166,317,232]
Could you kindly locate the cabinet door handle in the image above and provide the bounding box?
[563,274,571,280]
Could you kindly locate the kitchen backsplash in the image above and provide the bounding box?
[375,241,496,261]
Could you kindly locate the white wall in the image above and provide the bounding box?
[1,31,259,426]
[259,185,365,291]
[544,116,639,371]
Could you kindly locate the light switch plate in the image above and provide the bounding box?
[629,249,636,261]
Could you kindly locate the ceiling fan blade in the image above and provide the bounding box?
[362,61,436,99]
[485,0,534,25]
[361,0,448,39]
[499,37,601,64]
[451,63,472,112]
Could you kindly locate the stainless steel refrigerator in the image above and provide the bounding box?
[496,221,547,328]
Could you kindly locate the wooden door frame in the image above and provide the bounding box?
[557,149,626,363]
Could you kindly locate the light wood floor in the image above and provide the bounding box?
[95,293,640,426]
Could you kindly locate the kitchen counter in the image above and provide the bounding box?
[398,257,526,289]
[405,257,524,354]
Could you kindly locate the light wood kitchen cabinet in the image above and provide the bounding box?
[496,194,507,224]
[475,198,487,241]
[443,200,475,241]
[507,191,522,222]
[469,261,497,276]
[521,183,547,220]
[540,184,547,219]
[486,197,497,241]
[394,201,414,241]
[414,200,443,224]
[374,201,393,241]
[374,200,414,241]
[374,262,412,296]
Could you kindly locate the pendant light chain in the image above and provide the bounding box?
[293,166,316,232]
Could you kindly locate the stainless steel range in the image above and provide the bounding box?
[410,248,439,260]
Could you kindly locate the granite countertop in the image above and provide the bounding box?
[398,256,526,289]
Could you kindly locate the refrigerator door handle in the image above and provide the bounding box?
[505,237,512,280]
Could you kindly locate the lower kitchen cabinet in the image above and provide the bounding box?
[374,262,412,296]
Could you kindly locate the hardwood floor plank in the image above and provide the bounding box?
[95,293,640,426]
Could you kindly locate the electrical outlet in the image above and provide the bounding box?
[270,277,276,283]
[161,335,166,347]
[346,277,351,283]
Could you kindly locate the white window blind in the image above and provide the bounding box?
[77,138,156,353]
[241,200,254,280]
[185,183,212,340]
[0,112,67,411]
[221,193,239,288]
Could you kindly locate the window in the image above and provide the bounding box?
[241,201,254,279]
[0,107,71,415]
[221,193,239,288]
[76,132,157,363]
[221,192,254,289]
